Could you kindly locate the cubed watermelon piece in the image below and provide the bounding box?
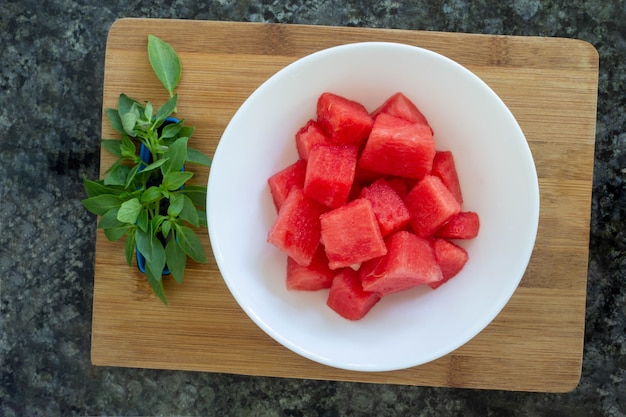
[326,268,381,320]
[295,120,332,160]
[316,92,374,146]
[431,151,463,204]
[405,175,462,238]
[303,144,358,209]
[320,198,387,269]
[435,211,480,239]
[371,92,431,130]
[267,159,307,211]
[429,238,469,289]
[358,113,435,179]
[359,178,411,236]
[360,231,442,295]
[286,247,335,291]
[267,189,327,267]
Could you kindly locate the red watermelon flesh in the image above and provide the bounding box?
[430,238,469,289]
[303,144,358,209]
[267,189,327,267]
[267,159,307,211]
[326,268,381,320]
[405,175,462,238]
[295,119,332,160]
[435,211,480,239]
[286,247,335,291]
[371,92,432,131]
[359,178,411,237]
[432,151,463,204]
[358,113,435,180]
[316,92,374,146]
[360,231,443,295]
[384,177,410,200]
[320,198,387,269]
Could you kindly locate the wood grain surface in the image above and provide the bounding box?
[91,18,598,392]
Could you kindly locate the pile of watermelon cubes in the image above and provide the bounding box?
[267,92,479,320]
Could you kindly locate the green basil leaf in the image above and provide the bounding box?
[106,108,124,134]
[186,148,212,167]
[141,158,167,174]
[197,210,207,227]
[120,135,137,159]
[124,230,136,267]
[124,164,142,189]
[147,35,181,97]
[162,137,188,175]
[97,208,123,229]
[174,224,207,264]
[179,195,200,227]
[121,111,137,136]
[144,101,153,121]
[104,163,130,186]
[167,193,184,217]
[163,171,193,191]
[102,139,122,157]
[177,126,194,139]
[155,94,178,122]
[117,198,142,224]
[82,194,122,216]
[137,208,149,232]
[145,234,166,279]
[118,93,142,116]
[151,215,167,234]
[180,185,207,208]
[165,238,186,284]
[141,186,163,204]
[83,178,123,197]
[161,219,172,239]
[135,227,153,262]
[104,225,130,241]
[160,122,182,139]
[145,267,168,305]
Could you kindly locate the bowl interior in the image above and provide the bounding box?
[207,42,539,371]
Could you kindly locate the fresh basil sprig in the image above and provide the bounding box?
[83,35,211,305]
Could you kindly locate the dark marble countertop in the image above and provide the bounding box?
[1,1,624,416]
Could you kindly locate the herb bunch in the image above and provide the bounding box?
[82,35,212,305]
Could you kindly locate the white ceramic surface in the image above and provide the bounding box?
[207,42,539,372]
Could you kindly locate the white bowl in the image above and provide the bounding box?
[207,42,539,372]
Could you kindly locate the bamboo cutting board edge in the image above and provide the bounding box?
[91,18,598,393]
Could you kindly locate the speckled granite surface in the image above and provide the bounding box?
[0,0,624,416]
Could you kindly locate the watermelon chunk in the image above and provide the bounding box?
[359,178,411,237]
[371,92,431,130]
[326,268,381,320]
[360,231,443,295]
[267,159,307,211]
[320,198,387,269]
[431,151,463,204]
[358,113,435,179]
[430,238,469,289]
[295,120,332,160]
[286,247,335,291]
[267,189,327,267]
[435,211,480,239]
[303,144,358,209]
[316,92,374,146]
[405,175,462,238]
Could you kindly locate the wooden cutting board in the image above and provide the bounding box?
[91,18,598,392]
